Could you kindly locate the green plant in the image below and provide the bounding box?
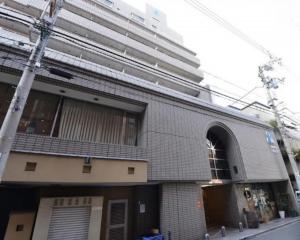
[292,148,300,162]
[269,119,278,129]
[277,194,289,211]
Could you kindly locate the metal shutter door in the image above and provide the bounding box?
[48,206,91,240]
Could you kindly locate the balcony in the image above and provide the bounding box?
[12,133,148,161]
[0,133,148,184]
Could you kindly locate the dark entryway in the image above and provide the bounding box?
[202,184,240,229]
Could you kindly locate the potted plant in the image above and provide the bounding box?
[277,194,289,219]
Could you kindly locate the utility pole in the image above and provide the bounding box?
[0,0,64,178]
[259,56,300,192]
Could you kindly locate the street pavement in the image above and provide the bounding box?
[208,217,300,240]
[246,220,300,240]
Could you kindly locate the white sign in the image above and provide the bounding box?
[139,203,146,214]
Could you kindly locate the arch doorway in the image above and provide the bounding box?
[202,124,242,230]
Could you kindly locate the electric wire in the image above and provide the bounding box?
[185,0,271,57]
[229,86,263,106]
[0,13,283,117]
[0,9,298,121]
[0,41,283,119]
[202,70,264,98]
[0,10,266,106]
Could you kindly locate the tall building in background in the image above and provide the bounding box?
[0,1,297,239]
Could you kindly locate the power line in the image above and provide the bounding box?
[0,42,280,119]
[229,85,263,106]
[184,0,300,123]
[0,7,264,101]
[0,10,266,102]
[185,0,271,57]
[202,70,264,98]
[0,9,282,117]
[0,15,278,117]
[186,0,300,86]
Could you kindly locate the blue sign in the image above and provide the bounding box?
[266,131,275,145]
[266,131,278,152]
[154,9,160,16]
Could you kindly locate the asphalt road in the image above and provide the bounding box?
[248,221,300,240]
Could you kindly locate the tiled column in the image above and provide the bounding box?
[160,183,207,240]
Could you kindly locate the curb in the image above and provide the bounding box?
[240,218,300,239]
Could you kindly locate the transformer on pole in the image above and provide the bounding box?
[259,56,300,192]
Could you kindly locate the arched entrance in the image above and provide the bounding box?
[202,124,242,229]
[207,129,231,180]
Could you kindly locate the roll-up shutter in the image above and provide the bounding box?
[48,206,91,240]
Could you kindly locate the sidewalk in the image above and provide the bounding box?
[207,217,300,240]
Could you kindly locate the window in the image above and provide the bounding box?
[124,113,138,145]
[104,0,114,7]
[131,13,145,24]
[58,98,139,146]
[0,82,14,127]
[0,82,60,136]
[207,132,231,180]
[0,82,140,146]
[17,91,60,135]
[94,0,114,7]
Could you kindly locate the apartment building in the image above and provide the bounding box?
[0,0,297,239]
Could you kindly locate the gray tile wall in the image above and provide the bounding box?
[160,183,207,240]
[0,49,289,182]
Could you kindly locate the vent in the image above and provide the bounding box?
[82,165,92,174]
[16,224,24,232]
[49,68,73,79]
[128,167,135,175]
[25,162,37,171]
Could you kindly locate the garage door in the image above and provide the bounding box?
[48,206,91,240]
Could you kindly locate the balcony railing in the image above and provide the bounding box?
[12,133,148,161]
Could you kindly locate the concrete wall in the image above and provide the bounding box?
[160,183,207,240]
[4,212,35,240]
[2,153,147,184]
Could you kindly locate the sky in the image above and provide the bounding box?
[123,0,300,122]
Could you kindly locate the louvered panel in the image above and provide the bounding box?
[106,200,127,240]
[110,203,126,225]
[108,227,125,240]
[48,206,91,240]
